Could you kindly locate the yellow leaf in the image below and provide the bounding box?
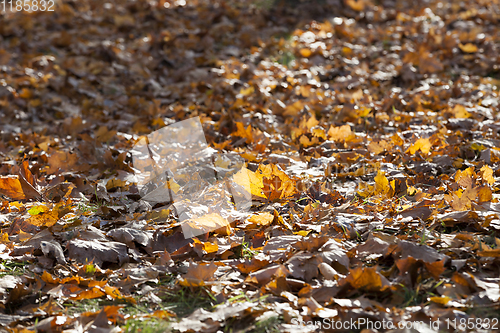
[455,167,475,188]
[248,212,274,227]
[327,125,355,142]
[356,182,374,198]
[183,213,231,236]
[299,135,313,147]
[471,143,486,152]
[28,205,49,216]
[311,127,326,139]
[0,233,9,243]
[294,230,311,237]
[374,170,389,195]
[345,0,365,11]
[284,100,304,116]
[452,105,471,118]
[232,122,253,143]
[27,208,59,227]
[480,165,495,185]
[478,186,492,203]
[357,106,371,118]
[459,43,478,53]
[18,88,32,99]
[106,178,127,190]
[239,86,254,96]
[407,138,432,155]
[256,164,297,200]
[305,116,319,129]
[193,238,219,254]
[299,48,312,57]
[232,167,266,198]
[429,295,451,305]
[240,151,259,162]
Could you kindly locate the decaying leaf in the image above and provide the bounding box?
[67,239,129,266]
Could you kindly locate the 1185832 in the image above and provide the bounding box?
[1,0,55,13]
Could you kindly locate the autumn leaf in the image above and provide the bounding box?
[327,125,355,142]
[232,167,266,199]
[459,43,478,53]
[345,0,364,11]
[247,212,274,227]
[479,165,495,185]
[0,177,26,200]
[256,164,297,201]
[455,167,475,188]
[179,262,218,287]
[406,137,432,155]
[374,170,390,196]
[451,104,471,118]
[343,267,390,292]
[27,207,59,227]
[232,122,253,143]
[182,213,231,238]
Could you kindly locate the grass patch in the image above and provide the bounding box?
[0,260,30,277]
[251,315,282,333]
[64,299,104,316]
[159,286,216,317]
[123,318,171,333]
[467,305,500,319]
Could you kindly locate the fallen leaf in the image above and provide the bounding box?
[67,239,129,266]
[459,43,478,53]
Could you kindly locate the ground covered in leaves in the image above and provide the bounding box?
[1,0,500,332]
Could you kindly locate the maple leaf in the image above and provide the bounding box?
[479,165,495,185]
[232,122,253,143]
[182,213,231,238]
[179,262,218,287]
[232,167,266,199]
[256,164,297,201]
[406,138,432,155]
[327,125,355,142]
[343,267,390,292]
[247,212,274,227]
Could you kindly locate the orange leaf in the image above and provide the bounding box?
[179,262,218,287]
[256,164,297,201]
[284,100,304,117]
[71,287,106,300]
[193,238,219,254]
[480,165,495,185]
[247,212,274,227]
[345,0,364,11]
[459,43,478,53]
[232,167,266,198]
[232,122,253,143]
[0,176,25,200]
[344,267,390,292]
[407,138,432,155]
[299,48,312,57]
[182,213,231,238]
[27,208,59,227]
[451,105,471,118]
[327,125,354,142]
[374,170,390,196]
[478,186,492,203]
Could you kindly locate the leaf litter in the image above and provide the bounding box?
[1,0,500,332]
